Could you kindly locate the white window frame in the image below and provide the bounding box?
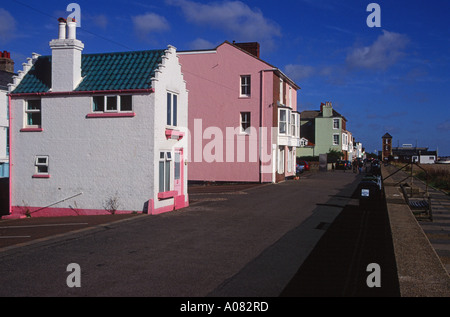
[159,151,172,193]
[295,113,300,138]
[92,95,133,113]
[240,75,251,97]
[342,133,348,146]
[333,118,340,129]
[240,112,251,134]
[290,113,296,136]
[25,99,42,127]
[166,92,178,127]
[333,134,339,145]
[35,155,49,175]
[279,108,291,135]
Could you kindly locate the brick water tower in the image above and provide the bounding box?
[382,133,392,162]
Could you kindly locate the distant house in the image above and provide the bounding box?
[178,41,301,183]
[381,133,437,164]
[0,51,15,178]
[6,19,188,218]
[392,145,437,164]
[297,102,353,160]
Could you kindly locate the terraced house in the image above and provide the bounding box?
[5,19,189,218]
[178,41,301,183]
[297,102,354,160]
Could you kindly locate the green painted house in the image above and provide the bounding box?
[297,102,350,159]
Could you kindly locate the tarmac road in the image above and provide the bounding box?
[0,170,399,297]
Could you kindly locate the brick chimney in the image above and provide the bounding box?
[49,18,84,92]
[321,101,333,117]
[0,51,14,73]
[232,41,260,58]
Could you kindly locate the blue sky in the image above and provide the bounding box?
[1,0,449,155]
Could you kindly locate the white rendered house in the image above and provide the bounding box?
[6,19,189,218]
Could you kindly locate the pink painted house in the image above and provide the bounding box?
[178,41,300,183]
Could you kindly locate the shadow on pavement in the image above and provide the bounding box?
[280,188,401,297]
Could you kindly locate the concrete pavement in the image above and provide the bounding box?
[0,170,363,297]
[1,165,448,297]
[382,164,450,296]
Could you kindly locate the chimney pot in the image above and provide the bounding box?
[67,20,77,39]
[58,18,67,39]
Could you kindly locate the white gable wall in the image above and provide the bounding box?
[151,46,189,212]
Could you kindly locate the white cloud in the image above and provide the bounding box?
[437,120,450,132]
[189,38,216,50]
[284,64,315,82]
[346,30,409,70]
[91,14,108,29]
[167,0,281,48]
[132,12,170,39]
[0,9,17,43]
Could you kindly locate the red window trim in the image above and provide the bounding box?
[32,174,50,178]
[20,128,43,132]
[86,112,136,118]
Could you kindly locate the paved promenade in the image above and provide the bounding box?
[1,165,448,297]
[382,164,450,296]
[0,170,364,297]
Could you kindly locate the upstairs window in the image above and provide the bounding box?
[333,134,339,145]
[26,99,42,127]
[333,118,340,129]
[279,108,292,135]
[167,92,178,127]
[120,95,132,111]
[290,113,296,136]
[92,95,133,113]
[279,109,286,134]
[93,96,105,112]
[240,75,251,97]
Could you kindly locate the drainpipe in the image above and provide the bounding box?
[8,94,11,216]
[259,70,263,183]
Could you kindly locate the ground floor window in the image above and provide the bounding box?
[240,112,251,133]
[35,155,49,175]
[159,151,172,192]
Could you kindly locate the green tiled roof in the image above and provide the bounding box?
[11,49,166,94]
